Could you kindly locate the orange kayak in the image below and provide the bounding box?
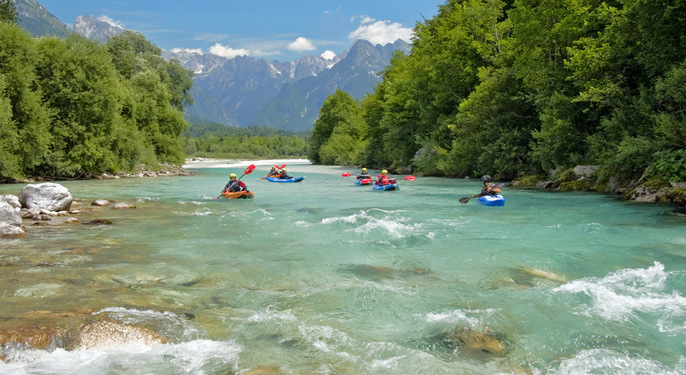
[220,190,254,199]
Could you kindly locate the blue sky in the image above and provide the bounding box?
[38,0,441,61]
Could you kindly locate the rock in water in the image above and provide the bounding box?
[0,201,26,238]
[18,183,73,212]
[73,320,168,349]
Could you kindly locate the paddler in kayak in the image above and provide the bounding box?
[223,173,249,193]
[471,175,501,198]
[279,168,293,179]
[375,170,396,185]
[357,167,371,180]
[266,166,279,177]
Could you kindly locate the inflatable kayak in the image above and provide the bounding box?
[355,178,373,185]
[373,183,399,191]
[478,195,505,206]
[220,190,254,199]
[265,176,305,183]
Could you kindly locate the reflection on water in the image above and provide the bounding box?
[0,163,685,374]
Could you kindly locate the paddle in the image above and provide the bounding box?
[215,164,256,199]
[459,183,505,204]
[342,173,352,177]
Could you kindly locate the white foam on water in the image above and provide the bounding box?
[321,209,424,239]
[178,200,207,206]
[243,306,298,323]
[299,324,352,354]
[543,349,685,375]
[173,207,213,216]
[422,308,498,327]
[553,262,686,328]
[0,339,242,375]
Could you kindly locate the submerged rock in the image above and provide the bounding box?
[0,325,63,351]
[0,201,26,238]
[112,202,136,210]
[91,199,112,206]
[244,366,284,375]
[18,183,73,212]
[446,327,509,356]
[86,219,112,225]
[73,320,168,349]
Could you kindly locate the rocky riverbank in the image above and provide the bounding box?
[4,163,191,184]
[511,165,686,210]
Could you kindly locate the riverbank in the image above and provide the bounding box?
[507,164,686,210]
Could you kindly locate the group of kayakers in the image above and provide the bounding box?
[267,166,293,179]
[221,164,502,200]
[355,168,397,186]
[221,166,295,194]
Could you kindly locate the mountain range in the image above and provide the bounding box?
[14,0,411,132]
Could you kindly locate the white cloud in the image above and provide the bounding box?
[171,48,204,55]
[209,43,250,58]
[348,20,414,45]
[287,37,316,52]
[97,15,124,29]
[320,50,336,60]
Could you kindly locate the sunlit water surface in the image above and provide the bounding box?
[1,161,685,374]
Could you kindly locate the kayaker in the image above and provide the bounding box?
[357,168,371,180]
[267,166,278,177]
[471,175,501,198]
[279,168,293,179]
[224,173,248,193]
[376,170,392,185]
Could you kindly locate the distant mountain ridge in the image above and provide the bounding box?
[14,0,412,131]
[167,39,410,131]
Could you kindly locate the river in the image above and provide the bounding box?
[0,160,684,374]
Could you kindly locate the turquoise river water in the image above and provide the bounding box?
[0,160,685,374]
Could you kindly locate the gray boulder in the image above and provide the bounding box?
[0,201,26,238]
[0,194,21,210]
[18,183,73,212]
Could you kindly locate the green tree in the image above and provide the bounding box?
[0,0,17,24]
[34,35,131,176]
[309,89,365,164]
[0,22,50,179]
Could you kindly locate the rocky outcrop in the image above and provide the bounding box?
[1,194,21,209]
[0,201,26,238]
[0,325,63,351]
[448,327,509,356]
[18,183,73,212]
[73,320,168,349]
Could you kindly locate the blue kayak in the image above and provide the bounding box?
[265,176,305,183]
[372,183,399,191]
[478,195,505,206]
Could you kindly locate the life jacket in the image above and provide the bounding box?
[226,180,245,192]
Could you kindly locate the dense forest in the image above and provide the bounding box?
[183,123,307,160]
[309,0,686,190]
[0,1,195,181]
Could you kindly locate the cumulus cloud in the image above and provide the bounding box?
[287,37,316,52]
[320,50,336,60]
[171,48,204,55]
[209,43,250,58]
[97,15,124,29]
[348,19,413,45]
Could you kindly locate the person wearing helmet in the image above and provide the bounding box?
[471,174,501,198]
[267,166,279,177]
[357,167,371,180]
[376,169,392,185]
[223,173,248,193]
[279,168,293,179]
